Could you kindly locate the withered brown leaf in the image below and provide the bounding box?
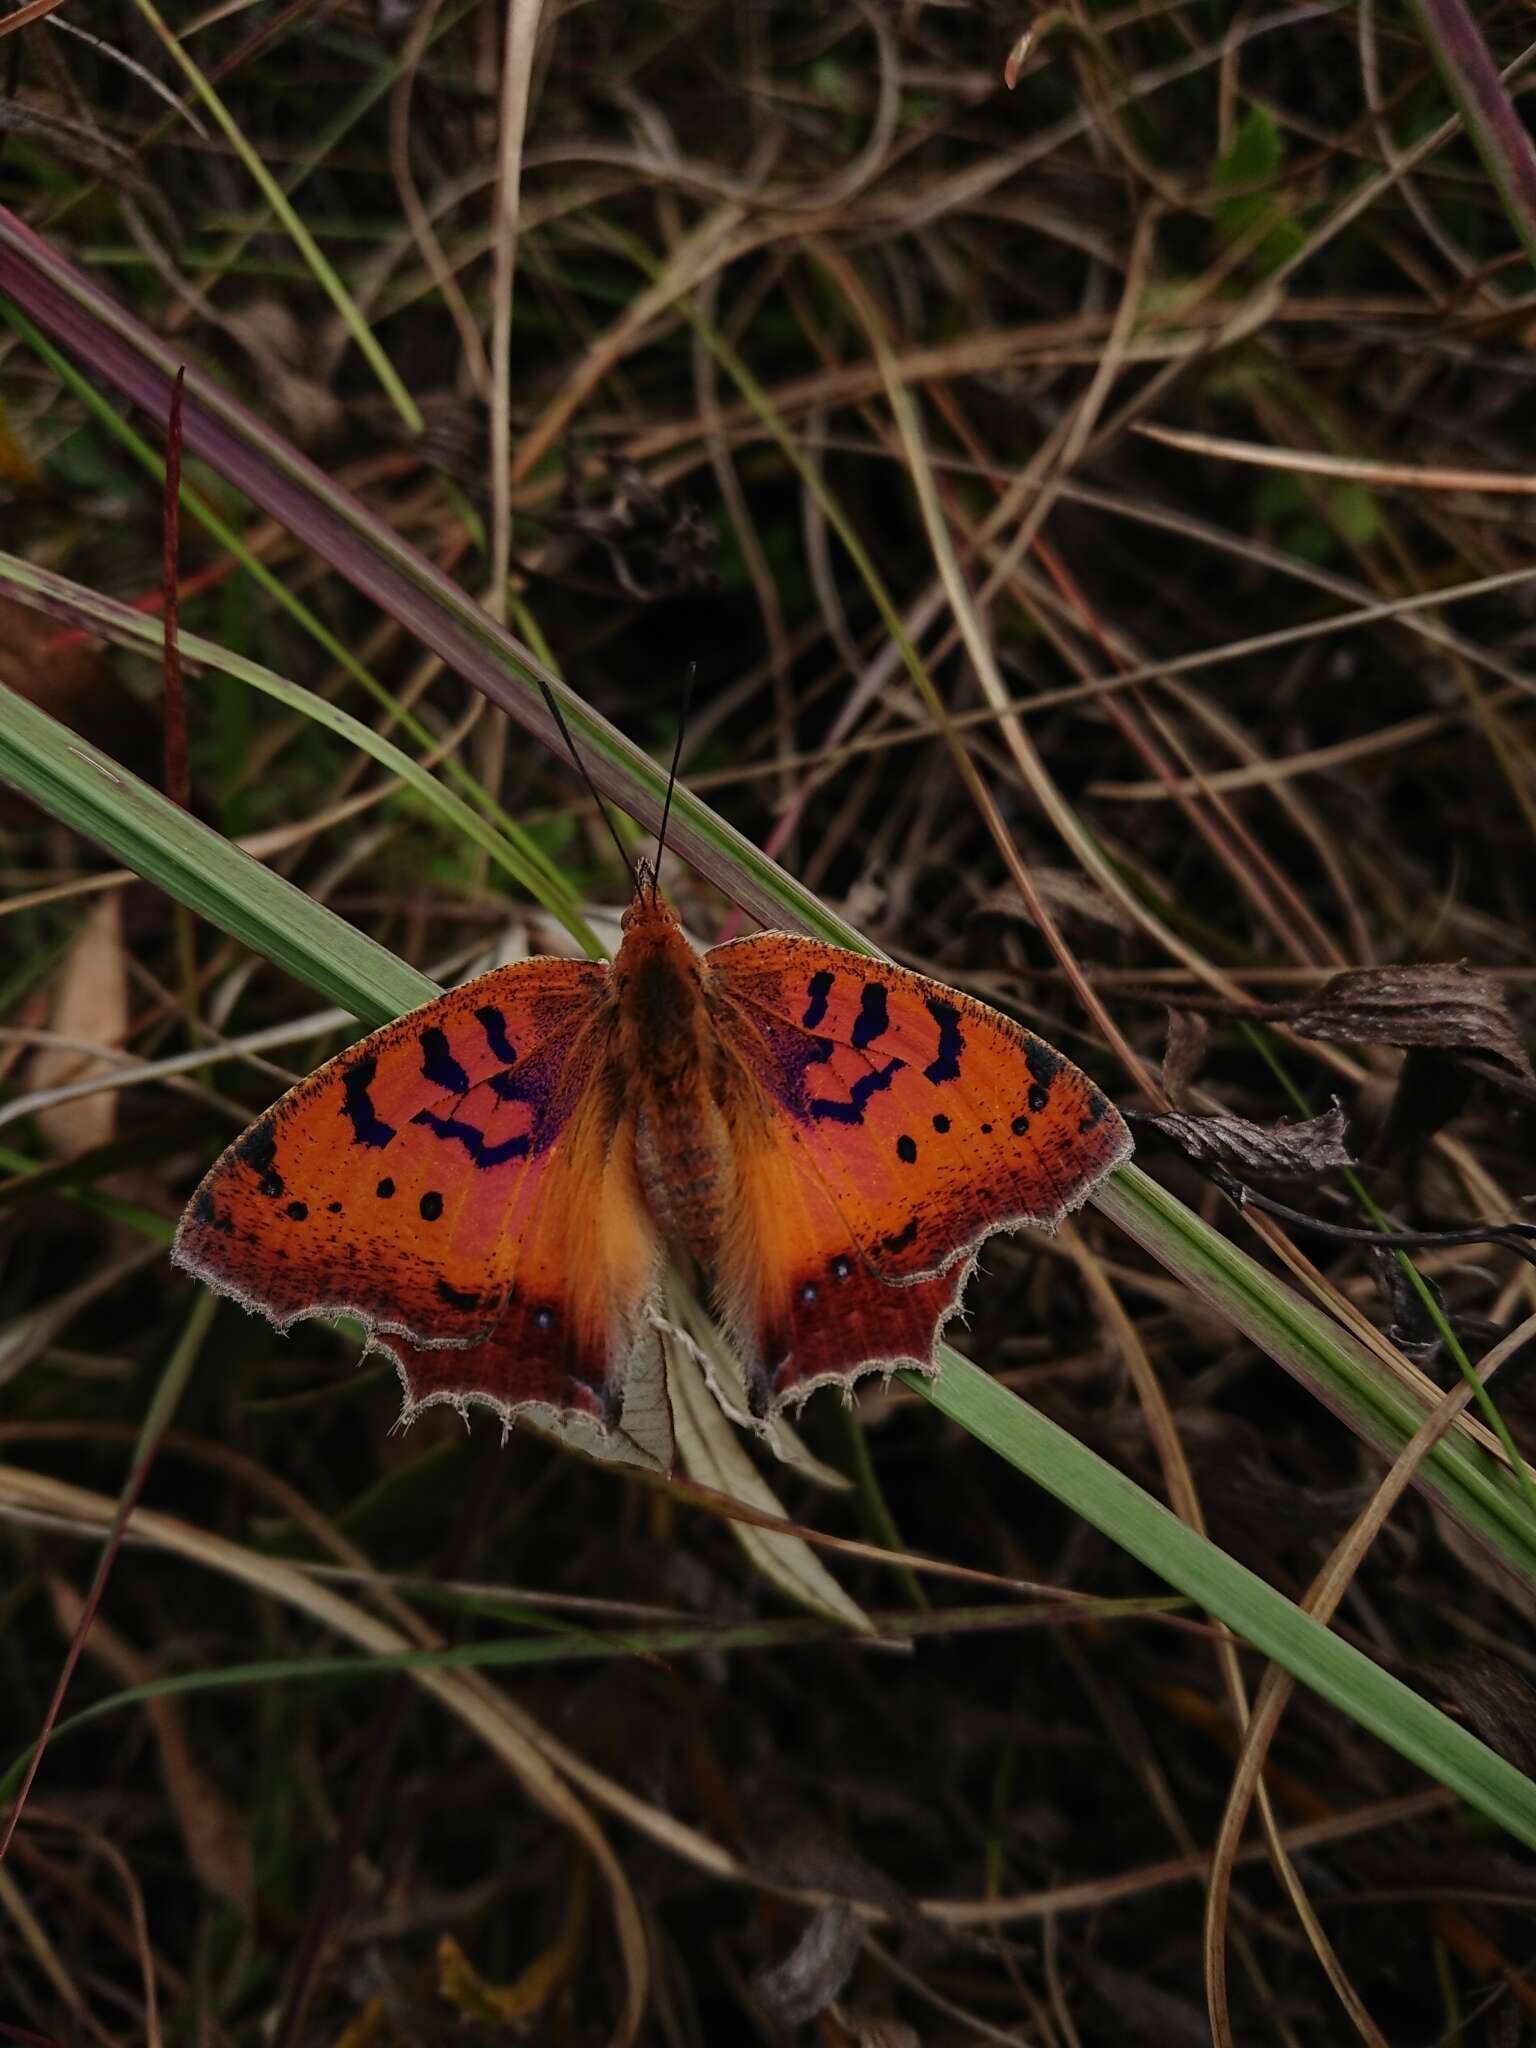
[1144,1099,1354,1177]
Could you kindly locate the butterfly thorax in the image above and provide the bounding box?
[615,889,734,1265]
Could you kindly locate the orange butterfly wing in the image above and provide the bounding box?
[705,936,1132,1410]
[173,960,662,1426]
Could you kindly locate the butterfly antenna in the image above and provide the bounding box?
[652,660,695,903]
[531,674,638,894]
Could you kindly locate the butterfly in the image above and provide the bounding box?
[174,861,1131,1444]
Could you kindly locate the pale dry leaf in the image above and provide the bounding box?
[663,1276,873,1633]
[32,892,129,1157]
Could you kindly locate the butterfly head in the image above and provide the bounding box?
[622,860,679,937]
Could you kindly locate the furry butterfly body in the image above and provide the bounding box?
[174,868,1131,1434]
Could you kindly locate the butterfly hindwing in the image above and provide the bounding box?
[172,959,661,1403]
[705,935,1132,1408]
[380,1090,664,1429]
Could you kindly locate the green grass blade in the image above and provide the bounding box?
[0,677,434,1026]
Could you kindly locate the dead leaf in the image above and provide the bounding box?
[436,1853,588,2022]
[31,893,129,1157]
[48,1577,256,1919]
[1369,1248,1449,1367]
[221,299,344,447]
[1161,1008,1210,1106]
[1143,1099,1354,1177]
[1285,963,1533,1084]
[752,1903,865,2028]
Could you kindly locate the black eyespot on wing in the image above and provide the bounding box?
[420,1190,444,1221]
[980,1122,992,1135]
[435,1278,481,1312]
[800,1281,819,1303]
[419,1026,469,1095]
[1028,1082,1051,1114]
[896,1133,918,1164]
[376,1177,395,1199]
[533,1305,555,1330]
[881,1215,920,1256]
[285,1200,308,1221]
[924,999,963,1084]
[1079,1091,1109,1133]
[475,1005,517,1065]
[1011,1114,1030,1137]
[328,1200,343,1214]
[932,1113,950,1133]
[830,1256,853,1280]
[341,1056,396,1150]
[802,970,834,1029]
[851,981,889,1050]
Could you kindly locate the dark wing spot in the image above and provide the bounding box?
[235,1118,277,1171]
[328,1200,343,1214]
[932,1113,950,1134]
[811,1057,903,1126]
[193,1189,233,1235]
[475,1004,517,1065]
[800,1281,819,1303]
[412,1107,531,1168]
[802,970,834,1030]
[236,1118,284,1198]
[435,1278,481,1312]
[376,1177,395,1199]
[1079,1091,1109,1133]
[1028,1082,1051,1114]
[533,1305,555,1331]
[830,1256,853,1280]
[851,981,889,1050]
[420,1026,470,1095]
[1011,1114,1030,1137]
[881,1214,920,1256]
[285,1200,308,1221]
[980,1123,992,1135]
[341,1057,396,1150]
[924,999,964,1084]
[896,1133,918,1164]
[420,1191,444,1221]
[1026,1040,1064,1090]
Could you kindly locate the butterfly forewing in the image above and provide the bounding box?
[173,959,626,1355]
[705,935,1132,1408]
